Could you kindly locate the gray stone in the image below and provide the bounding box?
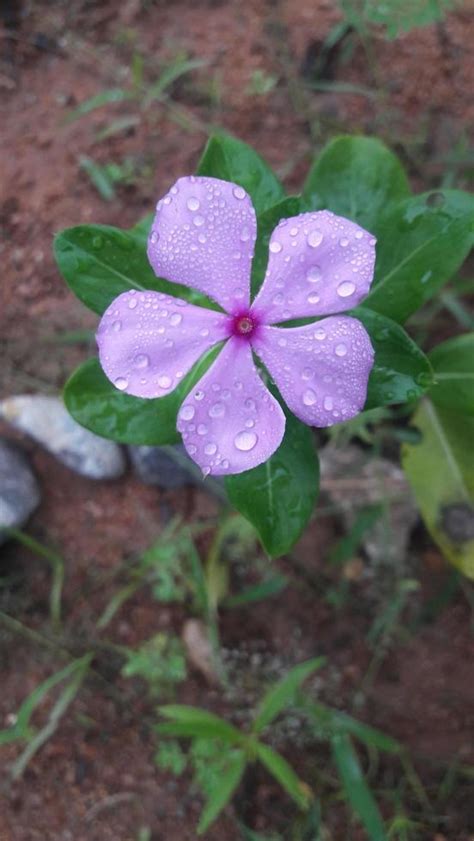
[0,395,126,480]
[128,444,195,489]
[319,444,418,571]
[0,438,41,541]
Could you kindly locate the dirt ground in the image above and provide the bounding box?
[1,1,474,839]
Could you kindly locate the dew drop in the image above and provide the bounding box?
[193,215,205,227]
[335,343,347,357]
[114,377,128,391]
[197,424,208,436]
[308,230,323,248]
[306,266,322,283]
[324,396,334,411]
[240,226,251,242]
[150,230,159,244]
[314,328,326,340]
[245,398,256,411]
[200,328,210,337]
[234,430,258,451]
[245,418,255,428]
[204,442,217,456]
[233,186,246,200]
[222,459,230,469]
[302,388,317,406]
[179,405,195,421]
[337,280,356,298]
[170,313,182,326]
[134,353,149,369]
[269,241,282,254]
[198,233,207,244]
[221,389,231,400]
[194,389,205,401]
[128,298,138,309]
[187,197,200,211]
[307,292,320,304]
[339,237,349,247]
[355,230,364,240]
[302,367,313,380]
[273,293,284,305]
[209,402,225,418]
[158,375,172,389]
[278,336,287,347]
[112,320,122,332]
[188,444,197,455]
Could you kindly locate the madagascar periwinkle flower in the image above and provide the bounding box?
[97,176,376,476]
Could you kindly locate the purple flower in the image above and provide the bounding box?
[97,176,376,476]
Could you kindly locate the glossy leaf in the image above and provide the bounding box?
[64,349,221,446]
[354,308,433,408]
[364,190,474,323]
[197,749,247,834]
[251,196,302,296]
[302,135,410,231]
[157,705,242,743]
[225,412,319,558]
[197,134,285,214]
[402,400,474,579]
[253,658,325,735]
[429,333,474,414]
[54,224,215,316]
[332,734,387,841]
[256,743,311,811]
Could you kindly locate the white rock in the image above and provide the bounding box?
[0,438,41,541]
[0,395,126,480]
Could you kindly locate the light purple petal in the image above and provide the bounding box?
[252,316,374,427]
[251,210,376,324]
[177,338,286,476]
[97,289,231,399]
[147,176,257,313]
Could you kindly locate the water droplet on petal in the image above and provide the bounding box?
[339,237,349,247]
[308,230,323,248]
[134,353,149,369]
[158,375,172,389]
[114,377,128,391]
[245,398,256,410]
[197,424,208,435]
[269,241,282,254]
[128,298,138,310]
[193,215,205,227]
[273,293,284,305]
[194,390,205,401]
[112,320,122,332]
[337,281,356,298]
[209,402,225,418]
[240,226,251,242]
[179,405,195,421]
[204,442,217,456]
[303,388,317,406]
[150,230,159,244]
[302,367,313,380]
[355,230,364,240]
[245,419,255,428]
[307,292,320,304]
[306,266,322,283]
[233,186,246,200]
[187,197,200,211]
[335,343,347,357]
[170,313,182,326]
[278,336,287,347]
[234,430,258,451]
[314,328,326,340]
[324,396,334,411]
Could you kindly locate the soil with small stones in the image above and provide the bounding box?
[1,1,474,840]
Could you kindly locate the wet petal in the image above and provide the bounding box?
[177,338,286,476]
[97,289,230,399]
[147,176,257,313]
[252,316,374,427]
[251,210,376,324]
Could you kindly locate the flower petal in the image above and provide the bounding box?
[252,316,374,427]
[177,338,286,476]
[147,176,257,313]
[97,289,230,398]
[251,210,376,324]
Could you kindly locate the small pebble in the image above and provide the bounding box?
[0,438,41,543]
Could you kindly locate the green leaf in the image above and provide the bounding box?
[157,705,243,743]
[428,333,474,414]
[64,349,221,446]
[197,749,247,834]
[197,134,285,215]
[225,413,319,558]
[303,702,401,754]
[144,58,208,105]
[302,136,410,231]
[364,190,474,323]
[54,224,216,316]
[332,733,387,841]
[355,308,433,408]
[66,88,132,121]
[256,743,311,811]
[402,400,474,579]
[253,658,325,735]
[251,197,301,297]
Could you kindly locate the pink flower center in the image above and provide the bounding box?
[231,311,259,339]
